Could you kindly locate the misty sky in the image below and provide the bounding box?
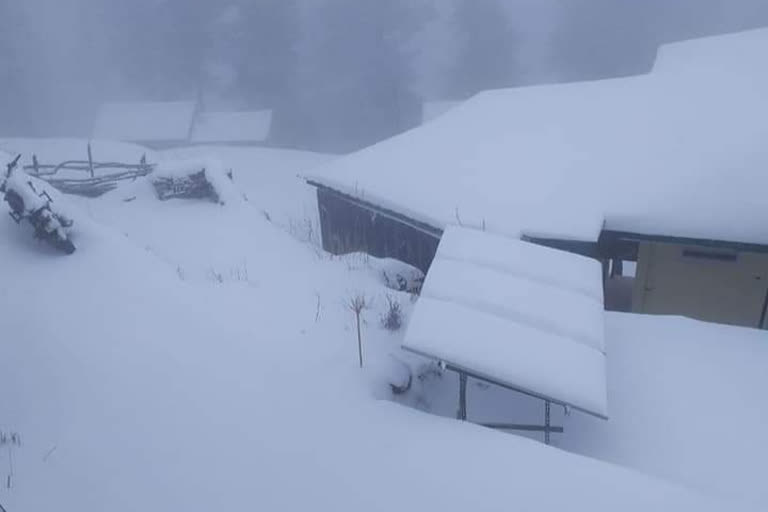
[2,0,768,152]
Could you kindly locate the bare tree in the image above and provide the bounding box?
[347,293,370,368]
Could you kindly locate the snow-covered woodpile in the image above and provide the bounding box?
[151,159,238,205]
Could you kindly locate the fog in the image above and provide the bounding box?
[2,0,768,152]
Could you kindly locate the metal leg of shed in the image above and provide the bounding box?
[457,372,468,421]
[544,401,551,445]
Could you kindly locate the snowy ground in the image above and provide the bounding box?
[417,313,768,507]
[0,140,761,511]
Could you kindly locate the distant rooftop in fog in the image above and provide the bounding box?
[93,101,197,143]
[93,102,274,147]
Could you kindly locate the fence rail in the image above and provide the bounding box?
[23,143,154,197]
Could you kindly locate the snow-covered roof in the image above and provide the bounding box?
[93,101,197,142]
[421,100,462,124]
[190,110,272,143]
[403,226,608,418]
[309,28,768,246]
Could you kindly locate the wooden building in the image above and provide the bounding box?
[307,29,768,330]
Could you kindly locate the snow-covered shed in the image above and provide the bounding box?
[93,101,198,149]
[404,226,608,442]
[307,28,768,330]
[190,110,272,145]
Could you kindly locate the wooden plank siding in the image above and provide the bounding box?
[315,185,441,273]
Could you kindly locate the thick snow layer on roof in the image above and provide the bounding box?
[403,227,607,417]
[190,110,272,143]
[422,259,605,351]
[438,226,604,302]
[93,101,196,142]
[308,28,768,246]
[406,297,608,417]
[653,29,768,76]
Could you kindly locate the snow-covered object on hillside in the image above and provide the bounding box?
[403,227,608,418]
[153,157,241,205]
[368,256,425,293]
[308,28,768,246]
[1,155,76,253]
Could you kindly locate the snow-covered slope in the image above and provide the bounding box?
[0,147,745,511]
[416,310,768,508]
[308,28,768,246]
[161,145,335,239]
[565,313,768,505]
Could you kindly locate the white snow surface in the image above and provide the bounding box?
[93,101,197,142]
[438,226,604,302]
[160,145,334,229]
[405,297,609,417]
[404,228,607,417]
[564,313,768,505]
[423,258,605,351]
[0,144,759,511]
[308,28,768,246]
[190,110,272,143]
[416,311,768,509]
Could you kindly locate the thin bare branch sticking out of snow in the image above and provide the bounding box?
[346,293,371,368]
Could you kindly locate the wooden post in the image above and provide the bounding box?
[87,142,94,178]
[544,401,551,445]
[610,258,624,278]
[355,310,363,368]
[457,372,468,421]
[32,154,39,176]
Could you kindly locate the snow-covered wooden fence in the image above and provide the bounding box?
[24,143,154,197]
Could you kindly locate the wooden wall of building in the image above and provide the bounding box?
[316,187,440,273]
